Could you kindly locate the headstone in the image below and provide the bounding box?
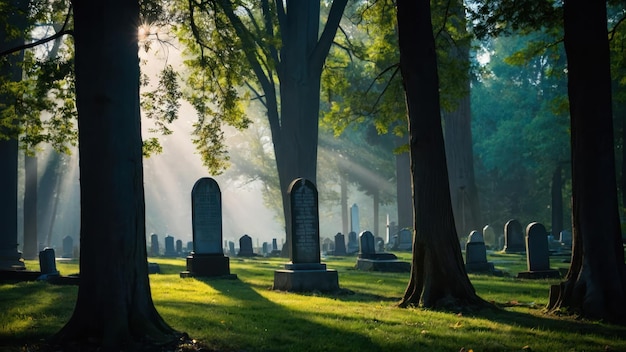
[273,178,339,292]
[517,222,560,279]
[181,177,235,279]
[350,204,360,235]
[38,248,59,278]
[238,234,254,257]
[375,237,384,252]
[465,230,497,273]
[176,240,183,256]
[482,225,496,249]
[262,242,269,255]
[164,235,176,257]
[228,241,236,256]
[150,233,159,256]
[187,241,193,252]
[503,219,525,253]
[347,231,359,253]
[334,233,346,256]
[356,230,410,272]
[62,236,73,258]
[359,231,376,258]
[272,238,278,251]
[559,230,572,249]
[397,228,413,250]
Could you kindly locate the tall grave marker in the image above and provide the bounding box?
[273,178,339,292]
[517,222,560,279]
[181,177,235,278]
[503,219,525,253]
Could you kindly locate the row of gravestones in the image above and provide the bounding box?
[479,220,572,253]
[465,221,560,279]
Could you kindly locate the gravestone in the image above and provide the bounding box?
[350,204,360,235]
[187,241,193,252]
[272,238,278,251]
[176,240,183,256]
[503,219,525,253]
[228,241,236,256]
[181,177,235,278]
[465,230,497,273]
[559,230,572,250]
[238,234,255,257]
[482,225,497,249]
[150,233,159,256]
[517,222,560,279]
[347,231,359,254]
[273,178,339,292]
[262,242,269,255]
[397,228,413,250]
[164,235,177,257]
[356,230,410,272]
[38,248,59,278]
[62,236,73,258]
[334,233,347,256]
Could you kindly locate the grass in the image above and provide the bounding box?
[1,252,625,351]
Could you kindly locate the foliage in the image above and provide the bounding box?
[2,256,626,351]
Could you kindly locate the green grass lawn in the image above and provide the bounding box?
[1,252,625,351]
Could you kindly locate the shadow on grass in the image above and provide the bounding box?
[159,276,383,352]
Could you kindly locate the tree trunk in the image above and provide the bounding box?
[547,0,626,324]
[0,0,27,270]
[395,138,413,230]
[396,0,488,309]
[52,0,179,348]
[551,165,563,238]
[23,154,38,260]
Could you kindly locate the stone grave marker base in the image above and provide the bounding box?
[356,258,411,272]
[516,269,560,279]
[273,269,339,292]
[180,254,237,279]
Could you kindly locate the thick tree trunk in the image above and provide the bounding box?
[23,154,38,260]
[52,0,179,348]
[0,0,27,270]
[551,165,563,238]
[396,0,488,309]
[547,0,626,324]
[444,95,481,238]
[395,139,413,230]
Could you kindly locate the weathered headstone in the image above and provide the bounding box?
[350,204,360,235]
[238,234,255,257]
[559,230,572,249]
[397,228,413,250]
[465,230,497,273]
[273,178,339,292]
[272,238,278,251]
[334,233,346,256]
[359,231,376,258]
[62,236,74,258]
[262,242,269,255]
[150,233,159,257]
[356,230,410,272]
[228,241,236,256]
[347,231,359,254]
[517,222,560,279]
[181,177,235,278]
[482,225,497,249]
[164,235,177,257]
[38,248,59,278]
[176,239,183,256]
[504,219,525,253]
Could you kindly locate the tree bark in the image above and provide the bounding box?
[547,0,626,324]
[0,0,27,270]
[395,138,413,230]
[396,0,488,309]
[52,0,180,348]
[23,154,38,260]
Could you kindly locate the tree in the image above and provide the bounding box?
[0,0,28,270]
[179,0,348,234]
[51,0,180,348]
[546,0,626,324]
[396,0,488,309]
